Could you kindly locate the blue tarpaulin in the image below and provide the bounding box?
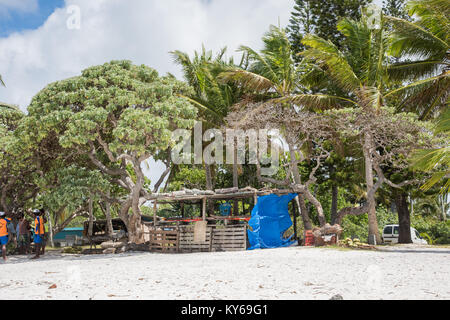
[247,193,298,250]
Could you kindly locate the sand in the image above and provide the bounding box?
[0,245,449,300]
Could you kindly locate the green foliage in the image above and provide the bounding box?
[38,165,110,218]
[413,217,450,244]
[411,109,450,193]
[219,25,305,98]
[29,60,197,159]
[287,0,372,59]
[383,0,410,19]
[171,46,246,126]
[168,166,206,191]
[25,60,197,230]
[341,205,398,240]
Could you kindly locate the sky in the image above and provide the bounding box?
[0,0,383,188]
[0,0,65,37]
[0,0,294,110]
[0,0,295,187]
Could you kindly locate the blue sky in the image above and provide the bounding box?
[0,0,294,187]
[0,0,386,186]
[0,0,64,37]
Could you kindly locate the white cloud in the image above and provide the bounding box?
[0,0,292,189]
[0,0,38,16]
[0,0,292,109]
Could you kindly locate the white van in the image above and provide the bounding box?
[382,225,428,245]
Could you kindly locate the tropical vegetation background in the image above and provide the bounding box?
[0,0,448,245]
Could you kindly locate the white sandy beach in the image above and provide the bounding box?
[1,246,449,300]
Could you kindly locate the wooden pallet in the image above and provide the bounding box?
[148,230,179,253]
[211,225,247,252]
[147,224,247,253]
[179,225,213,253]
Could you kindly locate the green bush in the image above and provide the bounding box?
[413,217,450,244]
[341,205,398,241]
[430,222,450,244]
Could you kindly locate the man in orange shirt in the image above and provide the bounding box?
[0,211,11,262]
[31,209,45,259]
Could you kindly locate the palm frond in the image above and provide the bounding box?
[435,108,450,134]
[420,171,450,193]
[176,94,224,124]
[386,16,448,60]
[218,68,275,93]
[301,34,360,92]
[388,59,446,81]
[271,94,357,110]
[237,45,281,88]
[385,71,450,98]
[391,74,449,118]
[407,0,450,41]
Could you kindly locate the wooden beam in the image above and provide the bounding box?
[153,200,158,226]
[202,197,206,221]
[292,199,298,245]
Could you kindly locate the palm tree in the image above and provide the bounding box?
[411,109,449,193]
[386,0,450,119]
[385,0,449,194]
[171,46,245,126]
[171,47,247,214]
[415,192,449,220]
[219,26,346,111]
[281,8,448,243]
[218,25,346,230]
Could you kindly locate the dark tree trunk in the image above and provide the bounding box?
[296,196,313,231]
[330,185,339,225]
[395,191,412,244]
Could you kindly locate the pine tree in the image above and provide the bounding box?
[382,0,409,20]
[286,0,313,62]
[287,0,372,59]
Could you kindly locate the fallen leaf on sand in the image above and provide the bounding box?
[48,284,57,289]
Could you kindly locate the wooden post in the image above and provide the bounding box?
[181,202,185,218]
[153,200,158,227]
[47,211,54,248]
[202,197,206,221]
[88,197,94,237]
[242,199,247,216]
[105,190,113,236]
[292,199,298,245]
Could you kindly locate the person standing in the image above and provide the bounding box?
[39,209,48,255]
[0,211,11,261]
[17,215,31,254]
[31,209,45,259]
[7,218,17,254]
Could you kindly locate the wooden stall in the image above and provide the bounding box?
[142,187,299,254]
